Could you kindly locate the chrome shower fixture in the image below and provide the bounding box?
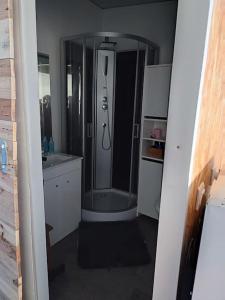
[98,37,117,51]
[102,103,108,110]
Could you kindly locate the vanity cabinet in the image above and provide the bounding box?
[43,156,82,245]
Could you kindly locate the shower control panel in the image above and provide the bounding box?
[102,103,108,110]
[102,96,108,110]
[96,49,115,188]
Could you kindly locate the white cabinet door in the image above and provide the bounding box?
[138,160,163,220]
[60,170,81,239]
[142,65,171,118]
[44,176,63,244]
[44,169,81,245]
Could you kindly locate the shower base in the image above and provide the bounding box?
[82,188,137,222]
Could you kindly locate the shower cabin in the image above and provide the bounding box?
[61,32,159,221]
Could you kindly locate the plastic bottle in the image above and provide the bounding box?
[1,141,7,174]
[49,137,54,154]
[43,136,49,154]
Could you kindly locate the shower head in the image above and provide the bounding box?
[99,37,117,50]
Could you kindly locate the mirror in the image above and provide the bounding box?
[38,53,52,140]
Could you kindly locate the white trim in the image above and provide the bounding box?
[14,0,49,299]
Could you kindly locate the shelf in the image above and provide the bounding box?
[143,137,166,143]
[143,118,167,144]
[142,155,164,163]
[144,117,167,122]
[146,64,172,69]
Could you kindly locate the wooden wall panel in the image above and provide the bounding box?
[0,188,18,228]
[0,99,16,120]
[0,18,14,59]
[0,59,16,99]
[0,0,13,20]
[178,0,225,297]
[0,0,21,299]
[0,120,16,141]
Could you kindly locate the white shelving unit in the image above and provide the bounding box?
[141,117,167,162]
[138,64,171,220]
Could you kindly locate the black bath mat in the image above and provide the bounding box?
[78,220,150,269]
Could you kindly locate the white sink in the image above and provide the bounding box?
[42,153,79,169]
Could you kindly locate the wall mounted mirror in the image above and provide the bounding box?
[38,53,52,140]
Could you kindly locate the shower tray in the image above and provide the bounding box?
[82,188,137,222]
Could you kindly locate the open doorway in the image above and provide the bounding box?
[35,0,178,299]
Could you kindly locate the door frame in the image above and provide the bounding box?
[14,0,49,299]
[153,0,213,299]
[14,0,213,299]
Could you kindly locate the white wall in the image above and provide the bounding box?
[102,1,177,63]
[152,0,213,299]
[36,0,103,151]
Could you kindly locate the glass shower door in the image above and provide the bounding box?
[129,46,146,206]
[64,37,96,210]
[64,40,83,157]
[83,38,95,210]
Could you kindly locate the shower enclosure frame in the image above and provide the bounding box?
[60,32,159,221]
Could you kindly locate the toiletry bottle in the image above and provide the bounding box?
[1,141,7,174]
[43,136,49,154]
[49,137,54,154]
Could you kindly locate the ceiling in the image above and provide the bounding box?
[89,0,174,9]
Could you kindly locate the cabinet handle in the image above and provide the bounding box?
[134,124,140,139]
[87,123,92,138]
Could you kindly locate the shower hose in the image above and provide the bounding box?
[102,108,112,150]
[102,75,112,151]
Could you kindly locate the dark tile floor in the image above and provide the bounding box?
[49,216,158,300]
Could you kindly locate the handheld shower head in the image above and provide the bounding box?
[104,56,108,76]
